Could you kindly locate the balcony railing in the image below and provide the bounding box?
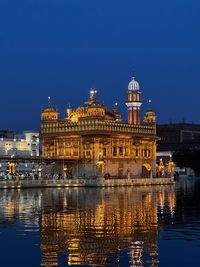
[41,120,156,136]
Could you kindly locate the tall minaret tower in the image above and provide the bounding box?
[126,76,142,124]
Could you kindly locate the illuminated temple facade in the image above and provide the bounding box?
[40,77,158,178]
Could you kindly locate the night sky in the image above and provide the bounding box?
[0,0,200,131]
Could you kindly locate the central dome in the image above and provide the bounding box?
[66,89,122,122]
[128,77,140,91]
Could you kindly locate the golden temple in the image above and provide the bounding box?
[40,77,158,179]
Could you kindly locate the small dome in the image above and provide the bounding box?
[42,97,58,113]
[128,77,140,91]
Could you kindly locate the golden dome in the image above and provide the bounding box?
[67,89,120,122]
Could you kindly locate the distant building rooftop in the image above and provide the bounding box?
[157,123,200,151]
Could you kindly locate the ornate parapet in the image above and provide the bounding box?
[41,119,156,137]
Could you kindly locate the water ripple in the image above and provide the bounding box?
[0,180,200,266]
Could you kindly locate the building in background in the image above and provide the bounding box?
[0,131,40,175]
[156,123,200,176]
[157,123,200,152]
[0,131,39,157]
[0,130,16,139]
[40,76,159,179]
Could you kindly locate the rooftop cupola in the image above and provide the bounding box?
[41,97,59,121]
[144,100,156,124]
[89,88,97,101]
[112,103,122,122]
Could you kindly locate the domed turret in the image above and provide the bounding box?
[144,100,156,124]
[41,97,59,121]
[112,103,122,122]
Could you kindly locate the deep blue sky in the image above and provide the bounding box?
[0,0,200,131]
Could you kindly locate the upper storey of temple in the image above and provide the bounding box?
[40,76,156,127]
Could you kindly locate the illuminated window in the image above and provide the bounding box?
[73,150,78,156]
[86,144,90,149]
[113,146,117,156]
[86,151,91,157]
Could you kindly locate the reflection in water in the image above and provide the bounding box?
[41,187,174,267]
[0,186,176,267]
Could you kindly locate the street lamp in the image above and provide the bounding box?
[63,166,67,180]
[38,166,42,180]
[32,166,36,180]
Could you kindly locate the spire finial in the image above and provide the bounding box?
[131,71,135,80]
[112,102,118,111]
[113,102,118,109]
[89,88,97,100]
[147,99,153,111]
[48,96,51,107]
